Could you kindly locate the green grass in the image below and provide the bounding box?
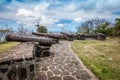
[72,38,120,80]
[0,42,20,53]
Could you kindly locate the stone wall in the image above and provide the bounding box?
[0,57,35,80]
[0,43,51,80]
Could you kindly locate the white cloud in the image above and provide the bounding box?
[64,3,77,12]
[15,1,120,28]
[39,15,59,26]
[16,8,33,17]
[1,0,120,30]
[73,17,83,22]
[15,2,58,26]
[57,24,64,27]
[34,3,50,11]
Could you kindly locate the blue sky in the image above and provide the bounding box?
[0,0,120,32]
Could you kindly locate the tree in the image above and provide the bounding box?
[113,18,120,36]
[0,29,10,42]
[36,22,47,33]
[77,18,106,34]
[95,22,110,35]
[77,21,92,34]
[105,27,114,36]
[17,24,28,36]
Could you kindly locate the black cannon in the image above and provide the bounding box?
[32,32,74,41]
[6,35,59,57]
[76,32,106,40]
[6,35,58,46]
[95,32,106,40]
[32,32,65,40]
[60,32,78,41]
[75,33,85,40]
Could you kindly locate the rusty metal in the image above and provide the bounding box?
[96,32,106,40]
[33,44,50,57]
[76,32,106,40]
[6,35,58,46]
[60,32,77,41]
[75,33,85,40]
[32,32,65,40]
[60,32,106,40]
[60,32,72,37]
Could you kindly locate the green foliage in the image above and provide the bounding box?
[113,18,120,36]
[105,27,114,36]
[95,22,110,35]
[77,18,106,34]
[94,18,120,36]
[36,23,47,33]
[77,18,120,37]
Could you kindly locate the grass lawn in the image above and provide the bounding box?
[72,38,120,80]
[0,42,20,53]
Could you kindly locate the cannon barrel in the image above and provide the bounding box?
[60,32,77,41]
[60,32,72,37]
[96,32,106,36]
[32,32,65,39]
[95,32,106,40]
[6,35,58,46]
[60,32,78,37]
[76,33,84,36]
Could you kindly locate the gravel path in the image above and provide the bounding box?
[35,41,98,80]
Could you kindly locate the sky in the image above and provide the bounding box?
[0,0,120,32]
